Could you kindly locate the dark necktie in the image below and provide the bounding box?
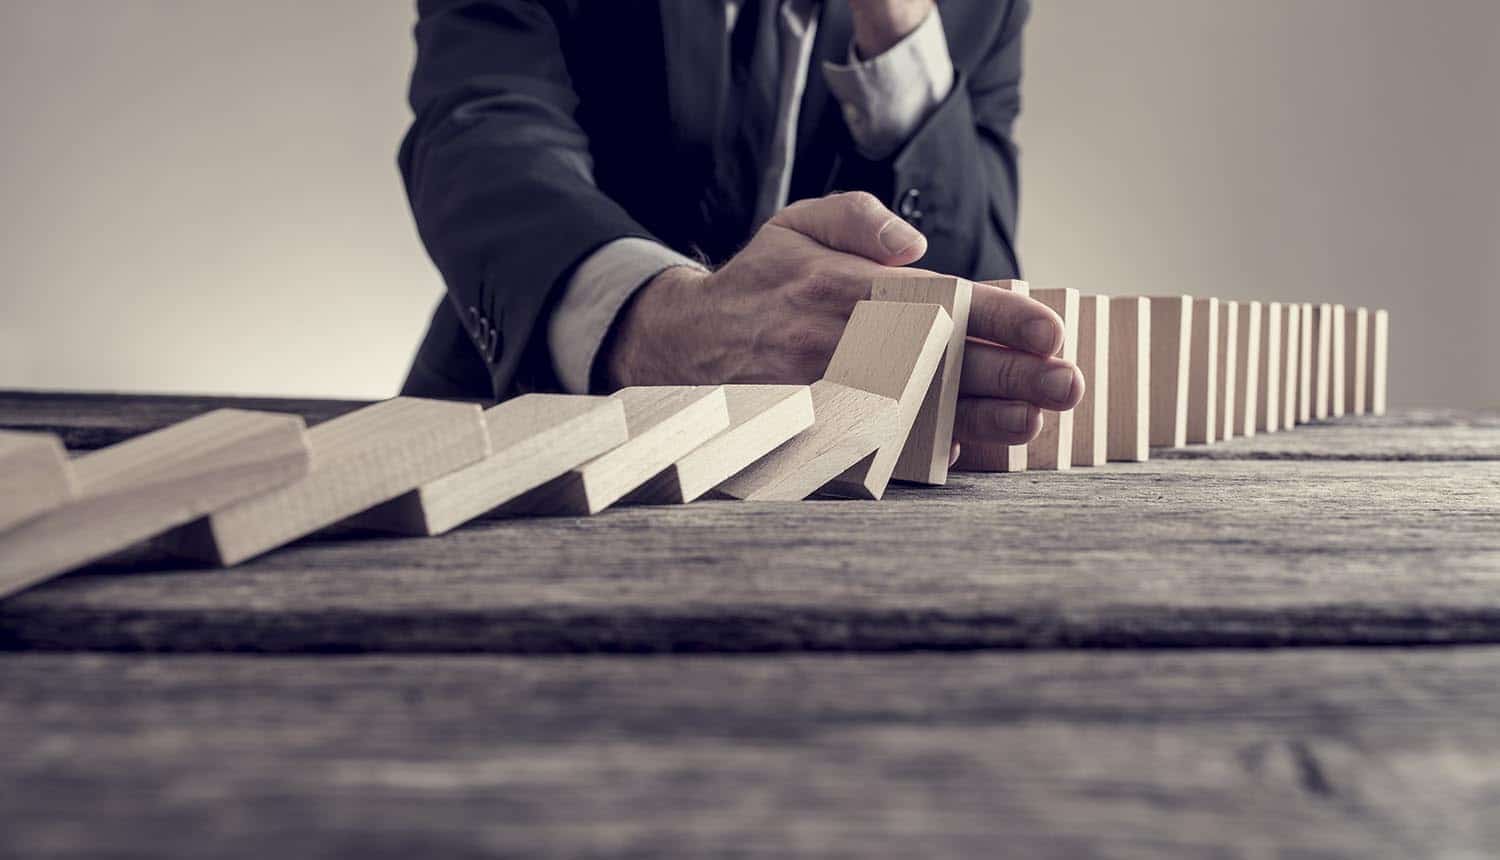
[699,0,780,263]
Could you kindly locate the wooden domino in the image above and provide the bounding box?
[821,301,953,499]
[0,431,74,532]
[0,410,310,599]
[717,380,898,501]
[502,386,729,516]
[1280,303,1301,428]
[1256,301,1283,433]
[351,394,629,536]
[1298,302,1314,423]
[1236,301,1262,437]
[870,275,973,485]
[1107,296,1150,462]
[167,398,490,566]
[1144,295,1192,449]
[1368,309,1389,415]
[1215,300,1239,441]
[1345,306,1369,415]
[1072,294,1110,467]
[1330,304,1347,418]
[1187,297,1219,445]
[1310,303,1334,419]
[982,280,1032,472]
[630,385,814,504]
[1028,287,1080,469]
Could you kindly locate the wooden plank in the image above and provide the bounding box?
[9,456,1499,653]
[1280,302,1301,428]
[821,302,953,499]
[1256,301,1283,433]
[1072,295,1110,466]
[1158,420,1500,461]
[870,276,973,485]
[1345,307,1369,415]
[502,387,729,516]
[1143,295,1191,448]
[1235,301,1262,437]
[167,398,489,566]
[982,280,1032,472]
[1215,300,1239,441]
[1331,304,1348,418]
[1368,309,1390,416]
[0,431,74,532]
[717,381,898,501]
[1298,302,1314,423]
[3,648,1500,858]
[1027,287,1079,469]
[1186,297,1219,444]
[0,410,310,600]
[1106,296,1150,462]
[349,395,628,536]
[1310,303,1335,419]
[629,386,813,505]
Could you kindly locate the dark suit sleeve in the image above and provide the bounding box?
[400,0,656,398]
[832,0,1030,282]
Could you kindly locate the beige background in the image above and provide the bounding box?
[1,1,1496,406]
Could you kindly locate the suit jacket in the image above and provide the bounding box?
[399,0,1029,401]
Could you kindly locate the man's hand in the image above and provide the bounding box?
[848,0,935,58]
[602,191,1083,468]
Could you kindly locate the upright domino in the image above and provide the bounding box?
[821,301,953,499]
[982,280,1032,472]
[1107,296,1150,462]
[1310,303,1334,419]
[717,381,898,502]
[870,275,973,485]
[1280,303,1301,428]
[1186,297,1219,445]
[1072,294,1110,467]
[1298,302,1314,423]
[1330,304,1347,417]
[1236,301,1262,437]
[1144,295,1192,449]
[1028,287,1080,470]
[351,395,629,536]
[503,386,729,516]
[630,385,814,504]
[1345,306,1369,415]
[0,431,74,532]
[168,398,490,566]
[0,410,310,599]
[1368,309,1389,415]
[1256,301,1283,433]
[1216,300,1239,441]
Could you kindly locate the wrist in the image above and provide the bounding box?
[601,265,708,390]
[849,0,933,58]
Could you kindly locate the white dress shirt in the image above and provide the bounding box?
[548,1,955,393]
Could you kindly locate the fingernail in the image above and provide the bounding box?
[1001,403,1032,433]
[1025,318,1060,354]
[878,218,923,256]
[1042,366,1077,404]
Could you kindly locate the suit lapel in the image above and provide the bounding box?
[661,1,727,174]
[788,0,852,201]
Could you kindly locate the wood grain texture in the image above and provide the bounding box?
[871,276,973,485]
[1369,309,1390,416]
[1235,301,1262,437]
[1027,287,1079,469]
[1187,297,1218,444]
[717,381,898,502]
[1331,304,1348,418]
[1143,295,1192,448]
[1107,296,1150,461]
[0,431,73,532]
[6,455,1499,653]
[981,280,1032,471]
[1155,413,1500,461]
[1280,302,1301,428]
[1256,301,1283,433]
[1299,302,1315,423]
[503,387,729,516]
[167,398,489,566]
[1311,303,1335,419]
[351,395,628,536]
[630,385,813,505]
[1216,300,1239,441]
[0,410,310,600]
[1345,306,1369,415]
[822,301,953,499]
[4,648,1500,858]
[1072,295,1110,466]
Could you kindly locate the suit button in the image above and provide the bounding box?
[897,188,924,228]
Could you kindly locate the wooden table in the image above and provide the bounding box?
[3,391,1498,858]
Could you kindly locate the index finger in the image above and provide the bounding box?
[967,280,1066,356]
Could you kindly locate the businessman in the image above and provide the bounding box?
[398,0,1081,470]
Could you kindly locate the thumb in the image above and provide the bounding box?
[769,191,927,266]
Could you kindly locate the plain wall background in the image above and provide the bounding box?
[2,1,1496,407]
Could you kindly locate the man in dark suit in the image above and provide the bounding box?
[399,0,1081,469]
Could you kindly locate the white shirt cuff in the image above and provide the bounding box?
[821,6,956,161]
[548,238,707,394]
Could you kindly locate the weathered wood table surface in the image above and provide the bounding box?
[2,391,1498,858]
